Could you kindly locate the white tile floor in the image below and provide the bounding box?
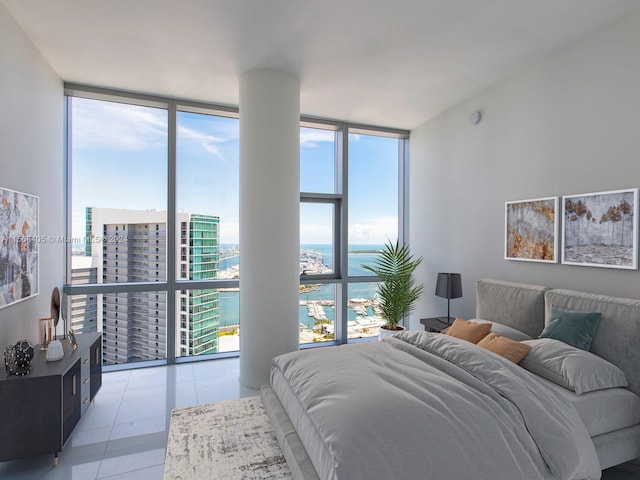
[1,356,639,479]
[0,357,258,480]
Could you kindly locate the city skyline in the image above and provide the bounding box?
[78,207,221,364]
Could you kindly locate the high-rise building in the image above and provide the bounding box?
[69,255,98,334]
[80,207,220,365]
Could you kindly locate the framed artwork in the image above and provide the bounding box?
[505,196,558,263]
[0,187,39,309]
[562,188,638,269]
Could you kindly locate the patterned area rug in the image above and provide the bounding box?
[164,396,293,480]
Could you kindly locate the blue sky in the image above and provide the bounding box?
[71,98,398,245]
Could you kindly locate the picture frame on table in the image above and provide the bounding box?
[68,330,78,351]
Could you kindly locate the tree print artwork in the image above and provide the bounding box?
[562,189,638,269]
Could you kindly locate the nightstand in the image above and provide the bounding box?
[419,317,451,333]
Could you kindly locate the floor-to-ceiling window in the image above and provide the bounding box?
[65,87,240,367]
[175,110,240,357]
[299,122,409,344]
[65,86,408,368]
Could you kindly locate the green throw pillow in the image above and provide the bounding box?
[539,305,601,351]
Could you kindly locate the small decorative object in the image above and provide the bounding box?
[60,292,68,340]
[38,317,54,349]
[15,339,34,360]
[50,286,62,339]
[435,273,463,324]
[46,339,64,362]
[4,339,35,376]
[505,197,558,263]
[68,330,78,351]
[361,240,424,340]
[50,287,60,327]
[562,188,638,269]
[45,286,65,361]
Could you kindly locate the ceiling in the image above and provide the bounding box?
[3,0,640,130]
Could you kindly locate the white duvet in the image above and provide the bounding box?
[270,330,601,480]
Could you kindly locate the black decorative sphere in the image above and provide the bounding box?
[15,340,34,361]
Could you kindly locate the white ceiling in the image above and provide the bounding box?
[3,0,640,130]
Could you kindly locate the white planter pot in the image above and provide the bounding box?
[378,325,405,341]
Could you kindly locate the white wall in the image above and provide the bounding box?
[409,11,640,329]
[0,4,64,346]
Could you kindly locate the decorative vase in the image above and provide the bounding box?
[38,317,54,350]
[4,340,35,375]
[46,340,64,362]
[378,324,405,341]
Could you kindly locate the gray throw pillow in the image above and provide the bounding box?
[470,319,532,342]
[520,338,628,395]
[539,305,600,351]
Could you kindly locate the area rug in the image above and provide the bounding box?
[164,396,293,479]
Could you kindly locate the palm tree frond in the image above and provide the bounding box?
[361,240,424,327]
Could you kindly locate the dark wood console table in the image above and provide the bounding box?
[0,332,102,464]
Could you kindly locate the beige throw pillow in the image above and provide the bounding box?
[446,318,491,344]
[478,332,531,364]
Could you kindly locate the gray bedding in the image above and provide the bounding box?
[271,330,601,480]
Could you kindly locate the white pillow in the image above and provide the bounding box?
[469,319,532,342]
[520,338,628,395]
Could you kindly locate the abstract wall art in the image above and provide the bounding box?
[0,187,39,309]
[505,197,558,263]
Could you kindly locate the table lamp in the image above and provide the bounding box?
[435,273,462,324]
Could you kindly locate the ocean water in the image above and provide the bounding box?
[218,244,381,328]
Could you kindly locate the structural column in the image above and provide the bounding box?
[239,69,300,389]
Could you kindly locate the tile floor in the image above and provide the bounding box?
[0,356,639,479]
[0,357,257,480]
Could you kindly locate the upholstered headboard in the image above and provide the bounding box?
[545,289,640,397]
[476,278,640,397]
[475,279,548,338]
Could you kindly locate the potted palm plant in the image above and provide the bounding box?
[362,240,424,340]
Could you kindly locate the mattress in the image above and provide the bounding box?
[536,376,640,437]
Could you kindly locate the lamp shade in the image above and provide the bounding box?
[435,273,463,299]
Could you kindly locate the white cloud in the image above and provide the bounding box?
[72,98,239,156]
[300,128,334,147]
[349,216,397,244]
[300,222,333,244]
[177,125,225,157]
[72,98,167,151]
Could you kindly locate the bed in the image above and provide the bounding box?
[261,278,640,479]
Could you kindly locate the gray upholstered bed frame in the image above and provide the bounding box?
[475,278,549,338]
[262,278,640,478]
[476,278,640,398]
[476,279,640,470]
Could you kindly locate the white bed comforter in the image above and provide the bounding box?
[270,330,601,480]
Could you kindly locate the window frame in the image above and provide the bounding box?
[64,85,241,369]
[299,119,409,345]
[64,84,409,369]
